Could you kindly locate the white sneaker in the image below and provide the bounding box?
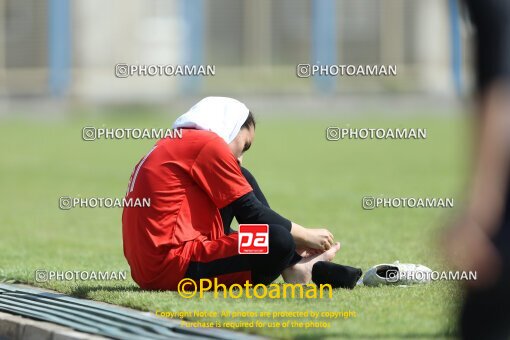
[362,261,433,286]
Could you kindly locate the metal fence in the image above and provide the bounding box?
[0,0,473,102]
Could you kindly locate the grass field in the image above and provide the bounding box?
[0,110,471,339]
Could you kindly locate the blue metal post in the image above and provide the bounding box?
[48,0,71,97]
[180,0,204,94]
[312,0,337,93]
[448,0,462,95]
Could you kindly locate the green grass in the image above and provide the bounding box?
[0,112,471,339]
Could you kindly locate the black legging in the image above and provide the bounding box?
[222,167,302,284]
[185,167,302,285]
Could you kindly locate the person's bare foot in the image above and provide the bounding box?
[282,242,341,284]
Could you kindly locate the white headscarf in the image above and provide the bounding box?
[172,97,250,144]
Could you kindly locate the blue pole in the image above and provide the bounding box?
[180,0,204,94]
[448,0,462,95]
[312,0,337,93]
[48,0,71,97]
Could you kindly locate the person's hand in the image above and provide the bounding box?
[290,223,335,250]
[304,228,335,251]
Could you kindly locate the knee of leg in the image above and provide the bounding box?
[240,167,257,187]
[268,224,295,256]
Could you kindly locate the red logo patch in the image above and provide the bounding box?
[238,224,269,254]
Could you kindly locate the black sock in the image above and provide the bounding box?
[311,261,363,289]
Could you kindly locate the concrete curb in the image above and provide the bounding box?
[0,283,267,339]
[0,312,106,340]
